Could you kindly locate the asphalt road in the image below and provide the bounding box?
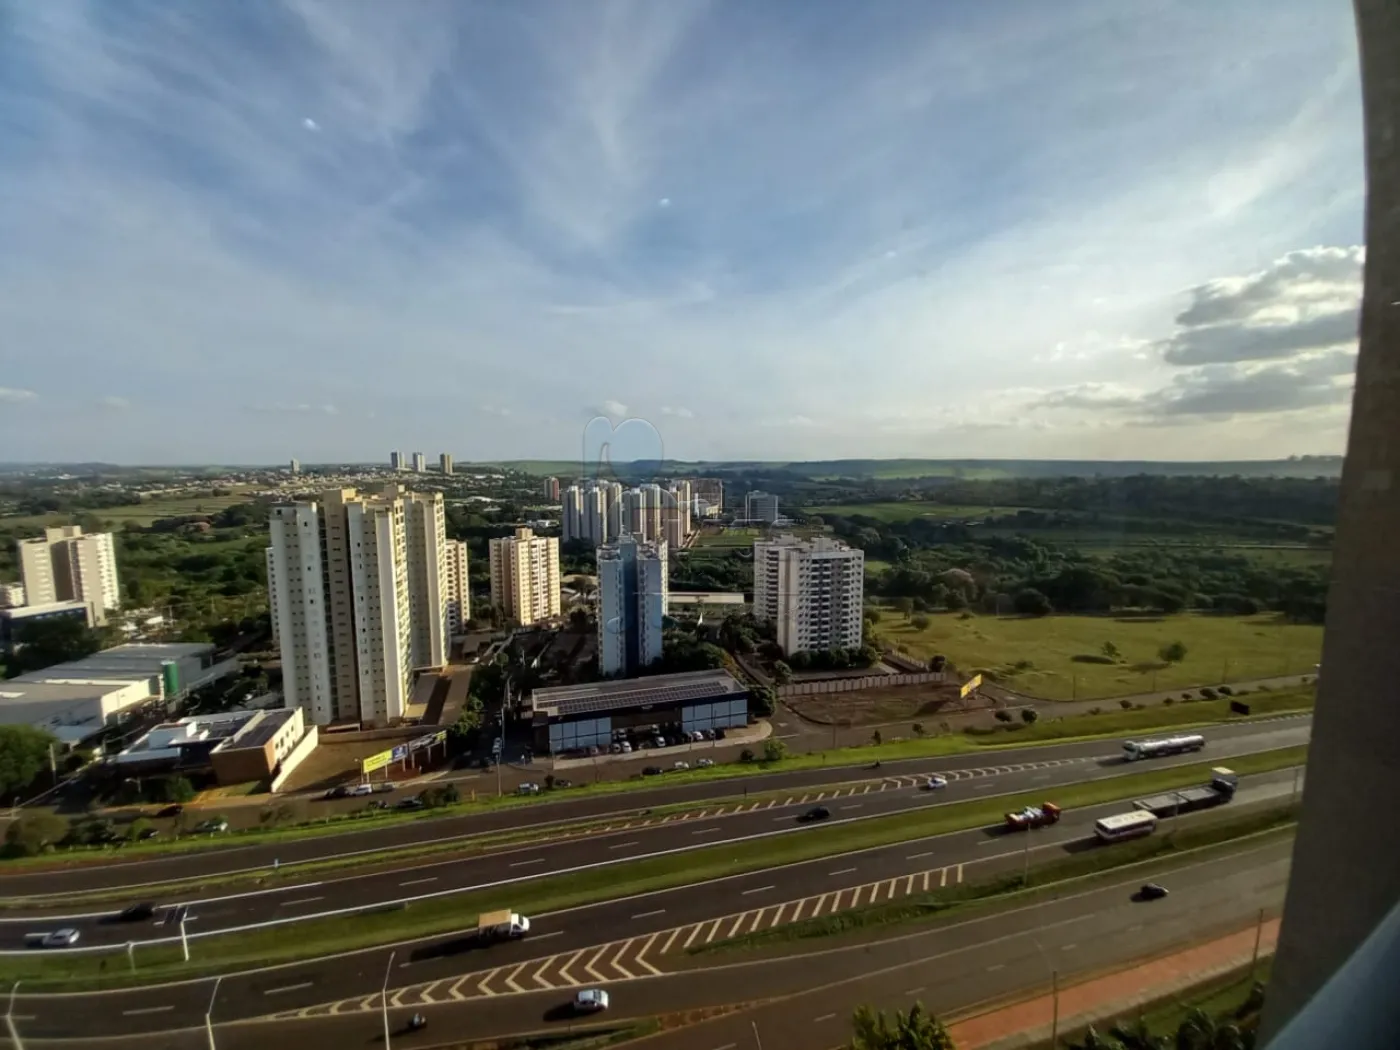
[3,772,1298,1039]
[0,719,1307,946]
[0,716,1310,900]
[12,836,1292,1049]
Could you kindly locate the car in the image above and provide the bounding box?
[156,804,183,818]
[373,781,395,793]
[117,902,156,922]
[620,742,632,752]
[396,797,426,810]
[350,783,374,797]
[366,799,389,810]
[324,786,349,800]
[642,766,663,776]
[194,818,229,834]
[573,988,610,1014]
[552,778,573,789]
[673,761,690,771]
[1138,883,1170,901]
[799,806,831,823]
[923,775,948,790]
[516,783,540,796]
[697,758,714,768]
[42,929,80,948]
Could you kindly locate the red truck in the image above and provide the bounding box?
[1004,802,1062,830]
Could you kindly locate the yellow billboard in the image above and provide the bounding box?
[362,748,395,775]
[959,673,983,699]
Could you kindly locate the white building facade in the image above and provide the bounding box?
[745,491,781,524]
[17,526,121,625]
[752,535,865,656]
[488,527,561,626]
[445,539,471,636]
[596,535,668,677]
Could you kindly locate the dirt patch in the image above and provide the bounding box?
[787,681,966,726]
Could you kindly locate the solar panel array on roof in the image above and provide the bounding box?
[530,670,742,720]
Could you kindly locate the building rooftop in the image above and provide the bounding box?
[10,642,215,685]
[222,707,299,751]
[529,669,744,720]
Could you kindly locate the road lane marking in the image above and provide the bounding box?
[556,949,585,985]
[742,885,775,895]
[532,930,564,941]
[704,918,724,944]
[122,1006,174,1016]
[399,877,437,887]
[632,909,667,920]
[683,924,705,949]
[957,864,964,883]
[503,962,529,994]
[790,898,807,921]
[692,826,721,835]
[852,885,865,906]
[726,914,747,938]
[510,857,546,867]
[1062,943,1077,951]
[584,945,610,982]
[635,932,663,975]
[905,986,925,996]
[660,927,682,954]
[922,870,931,892]
[279,897,325,906]
[987,963,1005,972]
[941,868,948,888]
[905,874,915,894]
[814,1013,837,1023]
[812,892,830,915]
[747,909,766,933]
[264,982,313,995]
[712,1044,737,1050]
[839,804,862,810]
[769,903,788,926]
[609,841,640,850]
[829,867,858,876]
[907,851,932,860]
[611,939,637,979]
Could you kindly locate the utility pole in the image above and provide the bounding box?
[1050,969,1059,1047]
[382,950,397,1050]
[205,975,223,1050]
[6,982,24,1050]
[1251,908,1265,978]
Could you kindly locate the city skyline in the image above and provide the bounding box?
[1,1,1365,464]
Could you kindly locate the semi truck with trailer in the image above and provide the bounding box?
[1132,767,1239,817]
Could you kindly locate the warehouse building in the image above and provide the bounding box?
[527,669,749,755]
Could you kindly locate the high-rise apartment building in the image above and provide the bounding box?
[267,486,450,726]
[753,535,865,655]
[604,480,623,539]
[597,535,668,677]
[745,491,780,523]
[664,481,692,549]
[289,458,301,474]
[544,477,561,501]
[445,539,471,635]
[412,452,426,474]
[439,453,453,476]
[488,527,561,626]
[562,483,611,545]
[390,451,404,471]
[17,526,121,625]
[691,478,723,517]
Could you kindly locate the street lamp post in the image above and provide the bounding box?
[205,975,223,1050]
[382,950,397,1050]
[6,982,24,1050]
[751,1021,765,1049]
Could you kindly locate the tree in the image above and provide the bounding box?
[4,812,70,856]
[1101,641,1122,661]
[772,661,793,684]
[910,614,931,630]
[912,722,926,737]
[1013,588,1053,617]
[748,684,775,718]
[848,1003,955,1049]
[928,654,947,673]
[761,739,786,763]
[4,616,103,678]
[871,729,882,746]
[995,709,1013,722]
[1159,641,1188,664]
[893,597,915,619]
[0,726,58,798]
[1021,708,1039,724]
[945,589,968,612]
[739,748,756,764]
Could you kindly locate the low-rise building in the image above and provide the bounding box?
[0,582,24,609]
[0,600,94,647]
[112,707,318,790]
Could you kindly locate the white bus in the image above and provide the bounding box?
[1122,734,1206,761]
[1094,810,1159,843]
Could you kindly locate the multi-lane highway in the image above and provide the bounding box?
[3,769,1299,1040]
[0,718,1307,949]
[0,715,1309,902]
[11,836,1292,1049]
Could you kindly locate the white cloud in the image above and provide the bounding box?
[98,395,131,411]
[600,400,628,418]
[481,404,511,417]
[248,402,338,415]
[0,388,38,403]
[302,116,319,131]
[660,405,693,418]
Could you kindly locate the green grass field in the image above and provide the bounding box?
[806,502,1013,523]
[2,494,254,529]
[691,527,760,547]
[884,612,1321,700]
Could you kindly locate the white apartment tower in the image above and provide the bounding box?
[745,490,780,524]
[544,477,561,501]
[412,452,426,474]
[664,481,692,549]
[597,535,668,677]
[267,486,451,726]
[440,453,454,476]
[752,535,865,656]
[17,525,121,625]
[390,451,404,471]
[445,539,471,635]
[562,483,610,545]
[488,527,561,626]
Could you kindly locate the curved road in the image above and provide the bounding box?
[0,716,1310,899]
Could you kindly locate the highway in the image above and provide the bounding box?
[0,720,1307,946]
[0,715,1309,901]
[3,771,1298,1039]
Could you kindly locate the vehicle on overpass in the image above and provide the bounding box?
[1004,802,1061,830]
[1133,767,1239,817]
[476,909,530,943]
[1122,733,1206,761]
[1094,810,1158,843]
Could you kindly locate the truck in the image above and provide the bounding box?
[1004,802,1062,830]
[476,909,531,942]
[1133,767,1239,818]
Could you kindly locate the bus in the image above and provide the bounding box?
[1122,734,1206,761]
[1094,810,1158,843]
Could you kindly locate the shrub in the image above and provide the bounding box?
[761,739,787,763]
[994,710,1013,723]
[1182,693,1193,700]
[928,655,947,672]
[871,729,883,746]
[910,614,931,630]
[1072,654,1117,665]
[739,748,755,764]
[1088,706,1102,715]
[4,812,70,856]
[912,723,926,737]
[1163,697,1175,705]
[1158,641,1188,664]
[1020,708,1039,724]
[1201,687,1218,700]
[1219,685,1234,696]
[1120,698,1134,710]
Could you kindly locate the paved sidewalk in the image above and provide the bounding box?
[949,918,1280,1050]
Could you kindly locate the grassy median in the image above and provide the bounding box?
[2,686,1313,875]
[0,746,1305,989]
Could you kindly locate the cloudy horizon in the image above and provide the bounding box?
[0,1,1366,465]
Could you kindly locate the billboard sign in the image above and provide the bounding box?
[362,748,395,775]
[960,673,983,699]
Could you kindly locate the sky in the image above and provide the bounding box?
[0,0,1367,466]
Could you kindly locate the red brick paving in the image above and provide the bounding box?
[949,919,1280,1049]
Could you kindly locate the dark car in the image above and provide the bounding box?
[1137,883,1169,901]
[117,902,156,923]
[156,804,183,818]
[396,797,426,810]
[323,786,349,800]
[642,766,663,776]
[799,806,831,823]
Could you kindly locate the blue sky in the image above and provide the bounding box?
[0,0,1366,465]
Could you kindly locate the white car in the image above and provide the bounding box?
[42,929,80,948]
[574,988,610,1013]
[672,761,690,771]
[923,775,948,790]
[516,783,540,796]
[697,758,714,768]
